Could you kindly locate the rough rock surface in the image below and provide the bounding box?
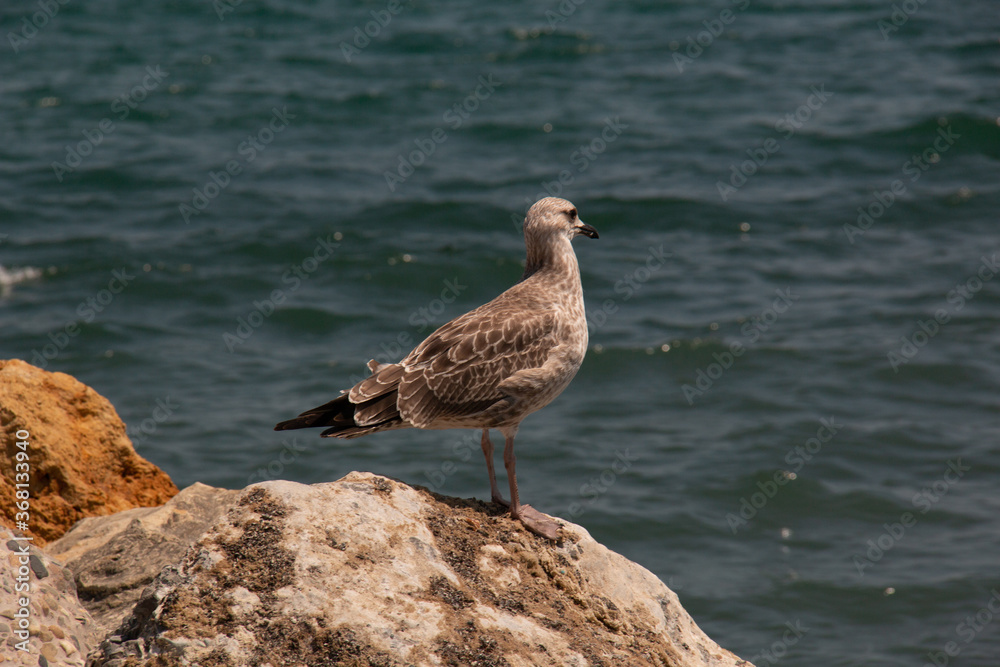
[0,527,102,666]
[90,472,751,667]
[47,483,241,636]
[0,359,179,545]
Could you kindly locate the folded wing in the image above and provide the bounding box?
[393,304,558,428]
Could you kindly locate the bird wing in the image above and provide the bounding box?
[393,301,559,428]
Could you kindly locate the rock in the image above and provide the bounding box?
[90,472,751,667]
[0,359,178,545]
[46,483,241,636]
[0,527,102,666]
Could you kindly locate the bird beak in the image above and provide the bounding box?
[575,222,599,239]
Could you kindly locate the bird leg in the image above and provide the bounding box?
[501,426,560,540]
[480,429,508,506]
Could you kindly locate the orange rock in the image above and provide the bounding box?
[0,359,178,545]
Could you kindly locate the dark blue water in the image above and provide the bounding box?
[3,0,1000,664]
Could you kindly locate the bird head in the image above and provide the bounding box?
[524,197,599,241]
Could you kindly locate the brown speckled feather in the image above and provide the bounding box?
[395,297,559,428]
[349,362,404,404]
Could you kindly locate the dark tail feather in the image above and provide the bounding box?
[274,393,355,431]
[274,392,405,439]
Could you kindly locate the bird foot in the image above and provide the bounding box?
[491,494,510,508]
[513,504,561,540]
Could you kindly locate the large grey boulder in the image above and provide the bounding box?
[46,483,240,635]
[88,472,750,667]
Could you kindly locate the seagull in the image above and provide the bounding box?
[275,197,598,539]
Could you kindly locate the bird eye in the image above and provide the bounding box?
[566,209,577,219]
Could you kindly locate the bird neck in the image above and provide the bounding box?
[523,234,575,276]
[521,235,583,297]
